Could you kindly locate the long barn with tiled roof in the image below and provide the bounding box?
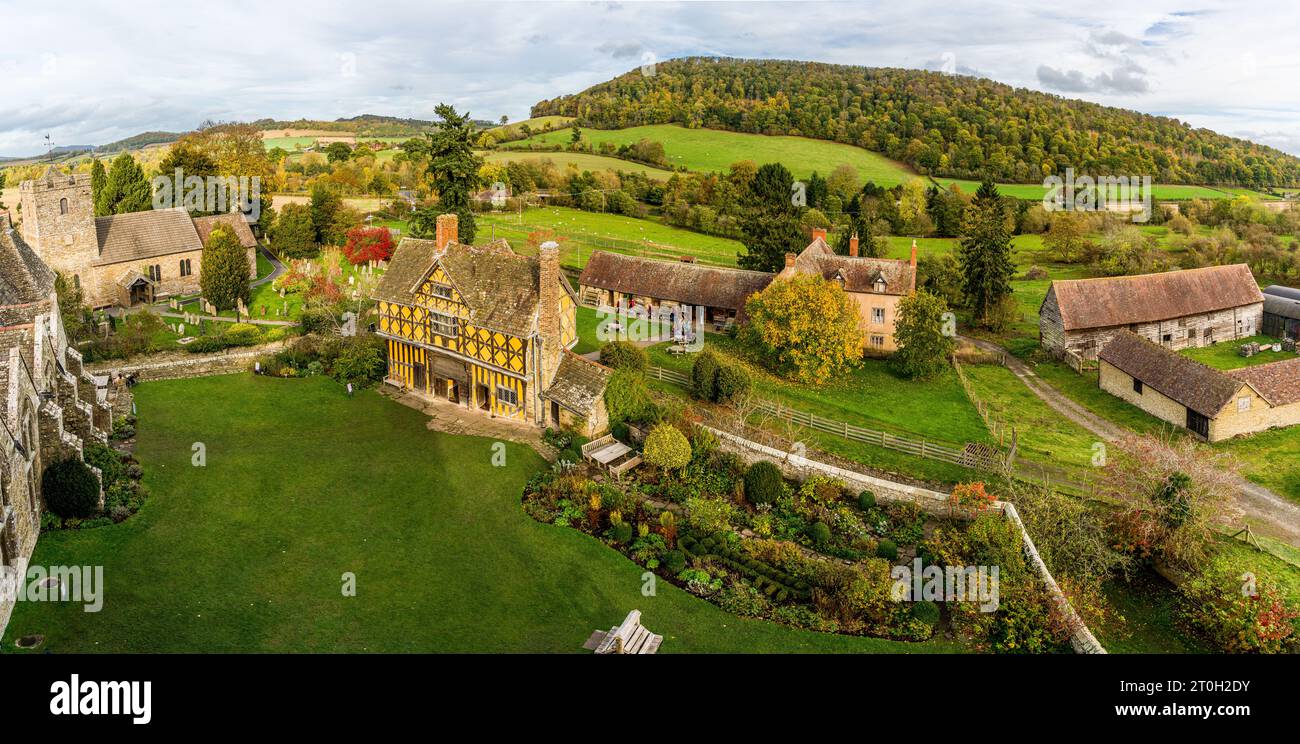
[1098,330,1300,441]
[1039,264,1265,360]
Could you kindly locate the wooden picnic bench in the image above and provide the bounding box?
[586,610,663,655]
[581,434,643,479]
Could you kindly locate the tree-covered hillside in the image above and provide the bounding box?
[531,57,1300,188]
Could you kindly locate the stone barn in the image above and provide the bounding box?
[1098,330,1300,441]
[1040,264,1265,361]
[1262,285,1300,341]
[577,251,774,331]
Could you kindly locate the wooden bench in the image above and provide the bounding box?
[581,434,644,480]
[588,610,663,655]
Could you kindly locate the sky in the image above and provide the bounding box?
[1,0,1299,158]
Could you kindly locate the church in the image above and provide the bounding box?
[17,167,258,310]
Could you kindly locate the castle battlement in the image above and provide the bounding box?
[19,169,90,193]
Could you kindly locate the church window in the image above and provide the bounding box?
[59,197,68,214]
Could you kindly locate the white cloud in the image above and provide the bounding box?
[0,1,1298,156]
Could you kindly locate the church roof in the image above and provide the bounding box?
[193,214,257,249]
[94,207,204,265]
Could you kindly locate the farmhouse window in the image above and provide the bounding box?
[1133,378,1143,394]
[428,311,458,338]
[496,385,519,407]
[872,307,885,324]
[1162,333,1172,344]
[870,335,885,347]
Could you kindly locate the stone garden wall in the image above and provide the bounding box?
[86,340,288,383]
[708,427,1107,654]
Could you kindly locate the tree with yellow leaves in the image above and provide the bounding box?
[740,274,863,384]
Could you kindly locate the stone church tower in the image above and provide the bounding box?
[18,168,98,286]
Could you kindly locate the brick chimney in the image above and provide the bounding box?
[909,239,918,292]
[784,252,796,268]
[811,227,827,243]
[538,241,563,388]
[435,213,458,251]
[849,232,859,258]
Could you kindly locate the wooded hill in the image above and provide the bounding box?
[531,57,1300,188]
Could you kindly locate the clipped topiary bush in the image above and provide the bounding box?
[876,538,898,561]
[808,521,831,548]
[643,422,692,472]
[661,549,687,574]
[911,600,941,626]
[42,458,101,519]
[598,340,648,371]
[858,490,876,511]
[713,362,751,403]
[690,350,720,401]
[743,460,784,506]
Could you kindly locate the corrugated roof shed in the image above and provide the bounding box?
[1049,264,1263,331]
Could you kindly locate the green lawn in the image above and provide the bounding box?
[958,363,1099,484]
[1180,334,1298,370]
[480,150,676,180]
[1217,426,1300,505]
[506,124,917,187]
[478,206,744,270]
[485,116,574,142]
[647,335,989,447]
[2,374,960,653]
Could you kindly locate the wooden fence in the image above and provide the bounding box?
[951,359,1016,450]
[647,365,1007,472]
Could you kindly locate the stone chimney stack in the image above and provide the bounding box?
[435,213,458,251]
[811,227,827,243]
[784,252,796,268]
[538,241,562,386]
[849,232,859,258]
[909,239,918,292]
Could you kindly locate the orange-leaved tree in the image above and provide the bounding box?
[740,274,863,385]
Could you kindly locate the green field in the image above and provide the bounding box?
[485,116,574,141]
[932,177,1239,202]
[480,150,676,180]
[506,124,917,187]
[1,374,958,653]
[1180,335,1298,370]
[477,206,744,270]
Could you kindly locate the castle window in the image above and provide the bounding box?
[179,259,192,277]
[495,385,519,407]
[428,311,457,338]
[73,274,80,289]
[59,197,68,215]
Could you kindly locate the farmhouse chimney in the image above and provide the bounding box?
[811,227,827,243]
[538,241,563,386]
[849,232,859,258]
[784,252,796,269]
[909,239,918,292]
[435,213,458,251]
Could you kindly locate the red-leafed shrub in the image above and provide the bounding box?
[342,227,394,265]
[306,272,343,304]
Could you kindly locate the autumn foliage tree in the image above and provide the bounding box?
[891,289,954,380]
[342,226,395,264]
[198,227,251,310]
[740,274,863,384]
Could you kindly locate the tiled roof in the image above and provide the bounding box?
[94,208,204,265]
[1049,264,1263,331]
[578,251,774,310]
[1098,331,1243,417]
[193,214,257,249]
[0,214,56,306]
[779,237,914,295]
[543,351,612,416]
[1229,358,1300,407]
[371,237,566,339]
